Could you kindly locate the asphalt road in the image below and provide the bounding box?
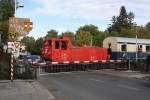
[39,71,150,100]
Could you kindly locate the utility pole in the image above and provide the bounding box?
[136,35,138,61]
[90,36,93,47]
[14,0,24,17]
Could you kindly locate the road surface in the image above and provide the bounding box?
[39,71,150,100]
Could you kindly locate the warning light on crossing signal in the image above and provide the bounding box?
[24,22,33,32]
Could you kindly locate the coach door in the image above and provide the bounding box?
[60,41,69,62]
[52,40,61,62]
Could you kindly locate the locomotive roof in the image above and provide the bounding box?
[108,37,150,44]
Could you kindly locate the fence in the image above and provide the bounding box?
[37,59,149,74]
[13,62,37,80]
[0,53,37,80]
[38,61,128,74]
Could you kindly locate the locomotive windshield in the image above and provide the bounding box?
[55,41,59,49]
[61,41,67,50]
[48,40,52,46]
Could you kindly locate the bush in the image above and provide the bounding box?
[14,62,37,80]
[130,59,146,71]
[0,53,10,80]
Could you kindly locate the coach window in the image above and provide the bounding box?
[61,41,67,50]
[138,45,142,51]
[121,44,127,51]
[55,41,60,49]
[146,45,150,52]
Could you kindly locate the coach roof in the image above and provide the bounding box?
[106,37,150,44]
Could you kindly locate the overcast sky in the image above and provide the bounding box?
[17,0,150,39]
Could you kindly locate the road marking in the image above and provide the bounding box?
[118,84,140,91]
[90,78,105,83]
[39,73,61,76]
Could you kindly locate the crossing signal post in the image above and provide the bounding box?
[8,17,33,82]
[9,32,16,82]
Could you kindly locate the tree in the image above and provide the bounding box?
[34,38,44,55]
[46,29,58,38]
[117,6,128,28]
[108,6,135,36]
[0,1,14,44]
[62,31,75,45]
[128,12,135,28]
[76,31,91,46]
[21,36,36,54]
[76,24,99,36]
[62,31,74,39]
[76,24,104,46]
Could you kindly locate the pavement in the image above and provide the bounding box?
[0,80,55,100]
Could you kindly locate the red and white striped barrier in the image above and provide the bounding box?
[46,60,124,65]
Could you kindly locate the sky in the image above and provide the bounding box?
[16,0,150,39]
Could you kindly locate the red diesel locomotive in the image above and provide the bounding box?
[42,36,109,64]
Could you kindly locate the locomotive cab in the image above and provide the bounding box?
[42,36,72,62]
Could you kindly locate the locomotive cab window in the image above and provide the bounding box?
[121,44,127,51]
[61,41,67,50]
[55,41,60,49]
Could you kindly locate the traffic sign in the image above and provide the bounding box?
[8,42,21,58]
[9,17,33,37]
[14,42,20,48]
[9,32,17,41]
[8,42,20,53]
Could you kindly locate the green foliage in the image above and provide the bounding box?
[76,30,91,46]
[34,37,44,55]
[0,1,14,44]
[0,53,10,80]
[47,29,58,38]
[0,2,14,20]
[76,24,105,46]
[130,59,146,71]
[62,31,75,44]
[108,6,135,36]
[76,24,100,36]
[21,36,44,55]
[108,28,136,38]
[21,36,36,54]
